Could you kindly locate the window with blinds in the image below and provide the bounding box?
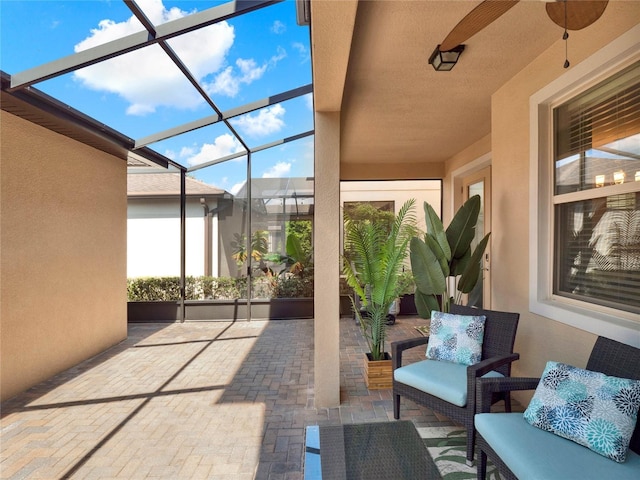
[553,61,640,315]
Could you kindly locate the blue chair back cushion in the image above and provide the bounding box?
[426,311,486,366]
[523,361,640,463]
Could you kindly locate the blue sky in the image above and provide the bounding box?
[1,0,314,193]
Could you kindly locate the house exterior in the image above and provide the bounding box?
[1,104,129,402]
[1,1,638,406]
[309,2,640,407]
[127,172,228,278]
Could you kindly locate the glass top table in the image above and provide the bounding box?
[304,420,441,480]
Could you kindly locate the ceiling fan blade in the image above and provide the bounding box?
[440,0,520,52]
[546,0,609,30]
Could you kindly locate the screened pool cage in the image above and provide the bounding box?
[1,0,315,320]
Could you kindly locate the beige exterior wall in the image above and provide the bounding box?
[443,134,492,223]
[465,10,640,401]
[314,111,341,408]
[341,161,444,181]
[1,111,128,401]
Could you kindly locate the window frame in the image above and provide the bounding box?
[529,26,640,346]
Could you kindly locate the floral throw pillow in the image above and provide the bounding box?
[523,361,640,463]
[425,311,486,366]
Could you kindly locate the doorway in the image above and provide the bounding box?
[461,166,491,309]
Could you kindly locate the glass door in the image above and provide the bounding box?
[463,167,491,309]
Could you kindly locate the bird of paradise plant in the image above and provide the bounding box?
[410,195,490,318]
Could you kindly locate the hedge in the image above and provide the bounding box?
[127,275,313,301]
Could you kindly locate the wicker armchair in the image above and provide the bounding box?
[391,304,520,464]
[475,336,640,480]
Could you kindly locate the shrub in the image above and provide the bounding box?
[127,275,312,301]
[127,277,181,301]
[273,275,314,298]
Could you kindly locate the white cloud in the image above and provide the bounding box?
[230,181,246,195]
[237,58,267,84]
[292,42,310,63]
[262,161,291,178]
[231,104,285,137]
[204,47,286,98]
[205,66,238,97]
[179,146,196,158]
[304,92,313,110]
[271,20,286,34]
[270,46,287,65]
[72,0,234,115]
[183,134,244,166]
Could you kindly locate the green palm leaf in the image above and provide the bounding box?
[446,195,480,260]
[458,233,491,293]
[342,199,416,360]
[414,290,441,318]
[410,195,489,317]
[423,201,451,260]
[410,237,446,295]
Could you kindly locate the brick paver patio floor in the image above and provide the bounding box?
[1,315,456,479]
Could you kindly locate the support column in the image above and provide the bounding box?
[313,111,341,408]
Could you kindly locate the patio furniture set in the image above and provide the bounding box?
[391,305,640,479]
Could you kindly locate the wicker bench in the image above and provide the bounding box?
[474,336,640,480]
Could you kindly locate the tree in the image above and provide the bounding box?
[286,220,312,260]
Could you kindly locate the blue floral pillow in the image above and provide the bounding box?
[426,311,486,366]
[523,361,640,463]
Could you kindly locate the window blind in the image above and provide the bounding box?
[556,62,640,162]
[553,62,640,315]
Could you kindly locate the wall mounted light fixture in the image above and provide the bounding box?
[429,45,465,71]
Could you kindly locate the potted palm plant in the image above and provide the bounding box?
[410,195,490,319]
[343,199,416,389]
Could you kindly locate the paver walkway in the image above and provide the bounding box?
[1,316,451,479]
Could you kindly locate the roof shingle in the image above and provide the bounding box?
[128,173,224,196]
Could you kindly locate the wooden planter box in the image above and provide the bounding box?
[364,352,393,389]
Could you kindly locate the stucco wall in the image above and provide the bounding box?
[127,198,216,278]
[341,179,442,227]
[1,111,128,401]
[443,133,492,222]
[486,7,640,393]
[314,111,341,408]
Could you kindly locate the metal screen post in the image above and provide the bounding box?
[180,170,186,322]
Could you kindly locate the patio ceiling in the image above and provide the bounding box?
[310,0,596,171]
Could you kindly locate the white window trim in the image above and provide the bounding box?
[529,25,640,348]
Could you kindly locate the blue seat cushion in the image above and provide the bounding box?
[475,413,640,480]
[393,359,503,407]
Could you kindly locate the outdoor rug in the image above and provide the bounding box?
[417,426,503,480]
